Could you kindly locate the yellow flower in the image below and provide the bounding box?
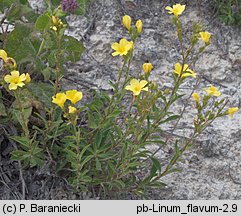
[51,16,58,25]
[25,73,31,83]
[199,31,211,43]
[122,15,131,31]
[136,19,142,33]
[174,63,196,78]
[50,26,58,31]
[50,16,65,32]
[205,85,221,97]
[6,57,17,68]
[192,93,200,102]
[143,62,153,73]
[228,107,238,118]
[68,106,77,114]
[66,90,83,105]
[52,92,67,108]
[165,4,186,17]
[111,38,133,56]
[125,79,148,96]
[0,49,8,62]
[0,49,17,68]
[4,70,26,90]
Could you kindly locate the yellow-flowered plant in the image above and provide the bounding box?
[68,106,77,114]
[136,19,143,33]
[143,62,153,74]
[52,89,83,109]
[66,90,83,105]
[111,38,133,56]
[205,85,221,97]
[0,49,7,62]
[122,15,131,31]
[50,15,66,32]
[192,93,200,102]
[1,2,239,200]
[125,79,148,96]
[52,92,67,108]
[228,107,238,118]
[4,71,31,90]
[0,49,17,69]
[174,63,196,78]
[165,4,186,17]
[199,31,211,43]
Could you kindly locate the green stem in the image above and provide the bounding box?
[14,91,30,139]
[37,37,45,56]
[55,35,61,94]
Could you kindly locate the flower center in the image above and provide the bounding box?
[12,77,20,84]
[134,85,141,92]
[119,46,126,53]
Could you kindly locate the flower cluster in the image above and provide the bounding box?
[192,85,238,118]
[165,4,211,44]
[50,16,66,32]
[0,49,17,69]
[52,90,82,114]
[61,0,79,13]
[2,49,31,90]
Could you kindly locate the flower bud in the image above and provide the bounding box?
[136,19,142,33]
[122,15,131,31]
[142,63,153,73]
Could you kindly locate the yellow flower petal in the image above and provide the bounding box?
[16,82,25,87]
[192,93,200,102]
[25,73,31,83]
[140,80,148,88]
[19,73,26,82]
[10,70,20,78]
[228,107,238,118]
[111,42,119,51]
[4,74,13,83]
[112,52,119,56]
[125,85,133,91]
[66,90,83,104]
[130,79,139,86]
[9,83,18,90]
[0,49,8,62]
[52,92,67,108]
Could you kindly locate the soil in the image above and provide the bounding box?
[1,0,241,199]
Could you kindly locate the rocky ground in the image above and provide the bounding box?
[1,0,241,199]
